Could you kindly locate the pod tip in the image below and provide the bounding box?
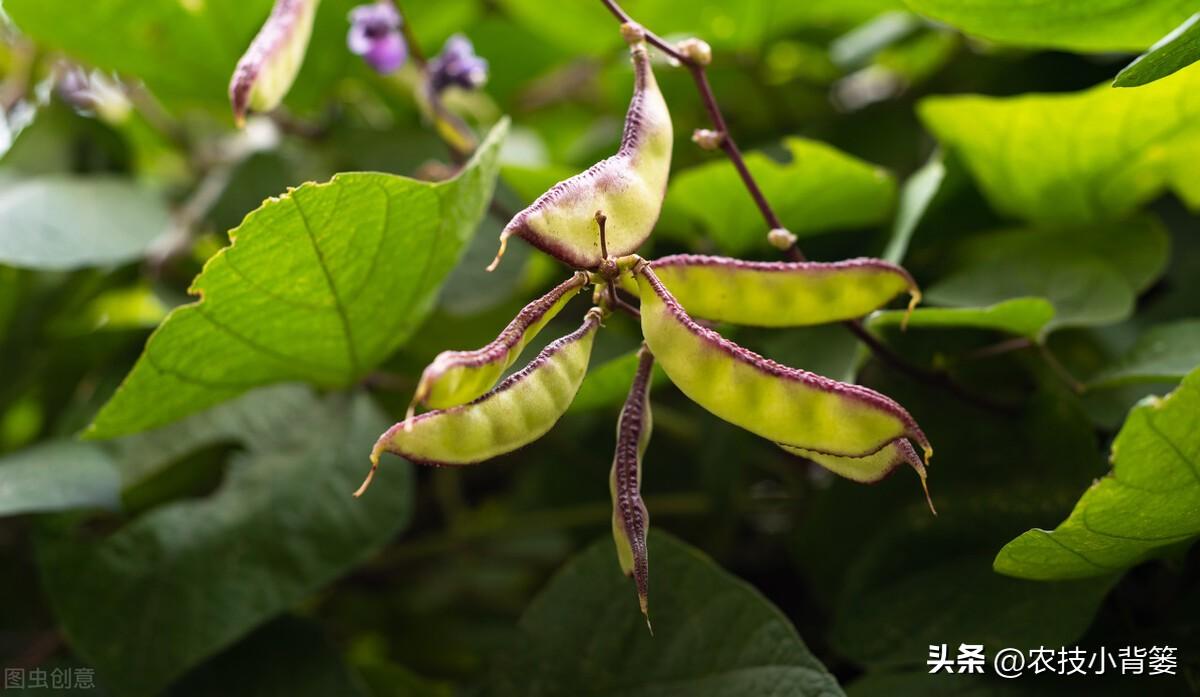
[353,451,380,498]
[902,289,922,331]
[403,401,418,433]
[485,233,509,272]
[639,596,653,636]
[913,460,936,516]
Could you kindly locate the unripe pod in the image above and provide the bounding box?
[489,35,672,270]
[635,263,930,459]
[635,254,920,327]
[230,0,320,126]
[358,309,602,495]
[412,272,589,411]
[609,345,654,628]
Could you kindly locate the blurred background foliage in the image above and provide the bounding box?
[0,0,1199,694]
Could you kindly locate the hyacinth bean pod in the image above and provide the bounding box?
[488,32,672,270]
[412,272,589,411]
[641,254,921,327]
[229,0,320,126]
[356,309,603,496]
[636,263,931,460]
[780,439,935,513]
[609,345,654,628]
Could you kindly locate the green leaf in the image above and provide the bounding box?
[5,0,268,107]
[1090,319,1200,388]
[995,367,1200,580]
[0,441,121,516]
[4,0,356,112]
[38,391,412,696]
[831,503,1113,669]
[1115,13,1200,87]
[486,532,843,697]
[924,217,1169,335]
[869,298,1055,340]
[88,121,507,439]
[919,65,1200,224]
[174,617,368,697]
[902,0,1196,52]
[499,0,902,56]
[0,175,170,270]
[882,151,945,264]
[664,138,895,254]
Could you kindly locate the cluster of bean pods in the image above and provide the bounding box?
[356,24,933,629]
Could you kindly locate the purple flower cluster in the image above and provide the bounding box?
[428,34,488,93]
[347,2,407,74]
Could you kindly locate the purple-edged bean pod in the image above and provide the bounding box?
[356,308,603,495]
[609,345,654,628]
[779,438,935,513]
[412,272,589,411]
[229,0,320,126]
[635,261,931,462]
[630,254,921,327]
[488,27,672,271]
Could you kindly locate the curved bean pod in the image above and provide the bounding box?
[636,263,931,459]
[229,0,320,126]
[645,254,920,327]
[780,438,935,513]
[413,272,589,410]
[609,345,654,628]
[355,309,603,495]
[489,36,672,270]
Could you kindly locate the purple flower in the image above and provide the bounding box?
[429,34,488,92]
[348,2,407,74]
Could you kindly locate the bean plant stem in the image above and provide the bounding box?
[597,0,793,249]
[598,0,1020,412]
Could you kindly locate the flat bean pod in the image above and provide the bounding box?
[489,36,671,270]
[356,309,603,495]
[636,264,930,459]
[644,254,920,327]
[413,272,589,410]
[609,345,654,628]
[780,438,935,512]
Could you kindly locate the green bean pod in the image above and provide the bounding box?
[636,263,931,459]
[356,309,602,495]
[609,345,654,628]
[641,254,920,327]
[488,35,672,270]
[413,272,589,411]
[229,0,320,126]
[780,439,935,513]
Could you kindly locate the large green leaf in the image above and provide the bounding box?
[486,532,843,696]
[869,298,1056,340]
[1115,13,1200,87]
[919,65,1200,225]
[0,175,170,270]
[3,0,356,112]
[1090,319,1200,388]
[902,0,1196,52]
[38,391,411,696]
[663,137,895,254]
[88,121,507,439]
[5,0,269,107]
[923,217,1168,335]
[995,367,1200,580]
[499,0,902,56]
[0,441,121,516]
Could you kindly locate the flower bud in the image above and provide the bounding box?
[768,227,797,251]
[229,0,320,127]
[347,2,407,74]
[429,34,489,93]
[677,38,712,66]
[691,128,724,150]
